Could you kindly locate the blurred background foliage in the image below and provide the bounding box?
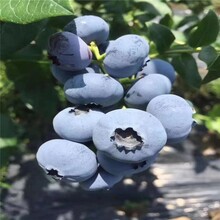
[0,0,220,188]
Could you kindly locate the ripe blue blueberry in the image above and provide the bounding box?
[124,74,172,109]
[142,56,151,67]
[64,73,124,107]
[97,151,157,176]
[64,15,109,45]
[53,106,104,143]
[36,139,98,182]
[50,64,87,84]
[50,64,102,84]
[146,94,194,144]
[80,166,122,191]
[93,108,167,163]
[137,59,176,84]
[104,35,149,78]
[48,31,92,71]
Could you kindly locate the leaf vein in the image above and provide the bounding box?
[50,0,73,14]
[9,0,22,23]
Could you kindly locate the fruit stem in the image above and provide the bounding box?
[119,77,137,85]
[150,46,211,58]
[165,47,202,55]
[89,41,106,61]
[91,60,108,75]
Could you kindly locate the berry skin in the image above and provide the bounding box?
[53,106,104,143]
[80,166,122,191]
[137,59,176,84]
[97,151,157,176]
[93,108,167,163]
[64,15,109,45]
[48,31,92,71]
[50,64,88,84]
[146,94,194,144]
[50,64,102,85]
[104,35,149,78]
[124,74,172,109]
[64,73,124,107]
[142,56,151,67]
[36,139,98,182]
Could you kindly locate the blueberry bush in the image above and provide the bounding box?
[0,0,220,190]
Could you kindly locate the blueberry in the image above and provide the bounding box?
[103,35,149,78]
[146,94,194,144]
[50,64,102,85]
[64,73,124,107]
[50,64,89,84]
[48,31,92,71]
[80,166,122,191]
[93,109,167,163]
[64,15,109,45]
[124,74,172,109]
[53,106,104,143]
[36,139,98,182]
[97,151,157,176]
[137,59,176,84]
[142,56,151,67]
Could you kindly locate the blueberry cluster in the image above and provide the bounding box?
[36,15,195,191]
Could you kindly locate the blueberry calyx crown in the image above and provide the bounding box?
[110,127,143,152]
[46,168,63,180]
[132,161,147,170]
[48,53,60,65]
[68,103,102,115]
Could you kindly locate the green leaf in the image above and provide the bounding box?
[198,46,218,67]
[0,138,17,148]
[195,104,220,134]
[134,0,172,15]
[188,10,220,47]
[0,145,18,166]
[0,20,47,59]
[133,2,160,17]
[148,23,175,53]
[209,104,220,118]
[172,53,202,88]
[0,0,74,24]
[0,114,17,138]
[202,56,220,84]
[0,114,18,166]
[11,45,43,61]
[176,15,199,29]
[199,46,220,83]
[159,14,174,28]
[5,61,60,119]
[206,78,220,98]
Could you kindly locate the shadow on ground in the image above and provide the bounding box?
[1,128,220,220]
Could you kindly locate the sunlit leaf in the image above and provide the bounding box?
[0,0,74,24]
